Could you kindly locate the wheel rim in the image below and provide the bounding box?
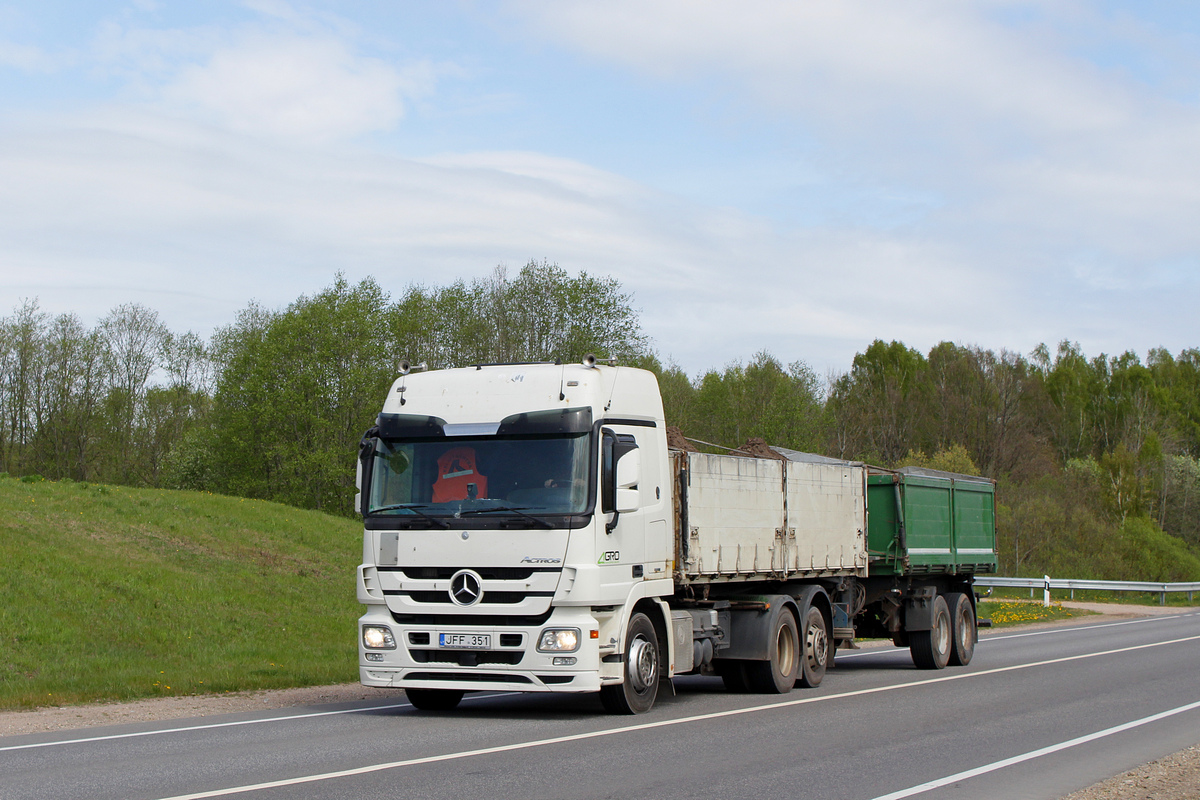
[934,612,951,655]
[627,634,657,692]
[805,614,827,672]
[777,622,798,676]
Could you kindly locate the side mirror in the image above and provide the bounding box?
[602,429,640,531]
[357,427,379,515]
[354,458,363,514]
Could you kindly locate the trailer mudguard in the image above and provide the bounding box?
[903,586,938,632]
[718,597,799,661]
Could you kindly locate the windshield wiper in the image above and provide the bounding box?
[459,505,554,529]
[369,503,450,529]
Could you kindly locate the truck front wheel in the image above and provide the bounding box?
[600,612,660,714]
[910,595,952,669]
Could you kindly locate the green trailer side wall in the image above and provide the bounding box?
[866,473,997,576]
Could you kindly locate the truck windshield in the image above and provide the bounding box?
[366,433,591,519]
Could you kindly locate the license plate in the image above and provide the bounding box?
[439,632,491,649]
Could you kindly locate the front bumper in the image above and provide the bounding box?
[358,605,602,694]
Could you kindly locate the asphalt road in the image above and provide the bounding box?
[3,612,1199,800]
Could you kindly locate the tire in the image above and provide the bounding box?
[745,608,799,694]
[715,659,750,693]
[599,612,661,714]
[910,595,952,670]
[946,592,977,667]
[405,688,464,711]
[798,605,829,688]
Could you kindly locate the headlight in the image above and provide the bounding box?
[362,625,397,650]
[537,628,580,652]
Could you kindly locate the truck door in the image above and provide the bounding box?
[599,427,647,599]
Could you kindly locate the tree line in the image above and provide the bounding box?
[3,263,1199,581]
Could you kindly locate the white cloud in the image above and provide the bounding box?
[162,34,427,143]
[88,7,439,144]
[0,40,64,72]
[512,1,1129,137]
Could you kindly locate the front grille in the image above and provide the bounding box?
[537,675,574,685]
[399,590,549,605]
[391,610,554,626]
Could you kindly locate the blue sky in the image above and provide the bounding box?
[2,1,1199,377]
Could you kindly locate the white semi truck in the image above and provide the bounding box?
[356,360,997,713]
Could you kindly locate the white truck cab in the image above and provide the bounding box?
[356,360,673,712]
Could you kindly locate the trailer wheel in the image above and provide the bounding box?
[910,595,951,669]
[798,605,829,688]
[745,609,799,694]
[405,688,464,711]
[599,612,660,714]
[946,592,976,666]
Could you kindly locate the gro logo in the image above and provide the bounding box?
[598,550,621,565]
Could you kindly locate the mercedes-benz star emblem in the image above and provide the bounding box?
[449,570,483,606]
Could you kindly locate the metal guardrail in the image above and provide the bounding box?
[975,576,1200,606]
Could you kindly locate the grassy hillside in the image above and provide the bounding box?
[0,476,362,710]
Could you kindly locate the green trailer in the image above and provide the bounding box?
[866,467,998,576]
[843,466,998,669]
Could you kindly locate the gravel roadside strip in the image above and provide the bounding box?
[2,603,1196,799]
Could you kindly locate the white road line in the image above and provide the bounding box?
[149,633,1200,800]
[0,692,519,753]
[867,698,1200,800]
[834,613,1192,660]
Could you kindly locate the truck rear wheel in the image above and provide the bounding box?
[599,612,660,714]
[745,608,799,694]
[405,688,464,711]
[798,605,829,688]
[946,592,976,666]
[910,595,951,669]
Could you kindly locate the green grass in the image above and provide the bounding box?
[0,476,362,710]
[976,599,1085,627]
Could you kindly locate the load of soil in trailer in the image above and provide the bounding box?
[730,437,786,461]
[666,426,699,452]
